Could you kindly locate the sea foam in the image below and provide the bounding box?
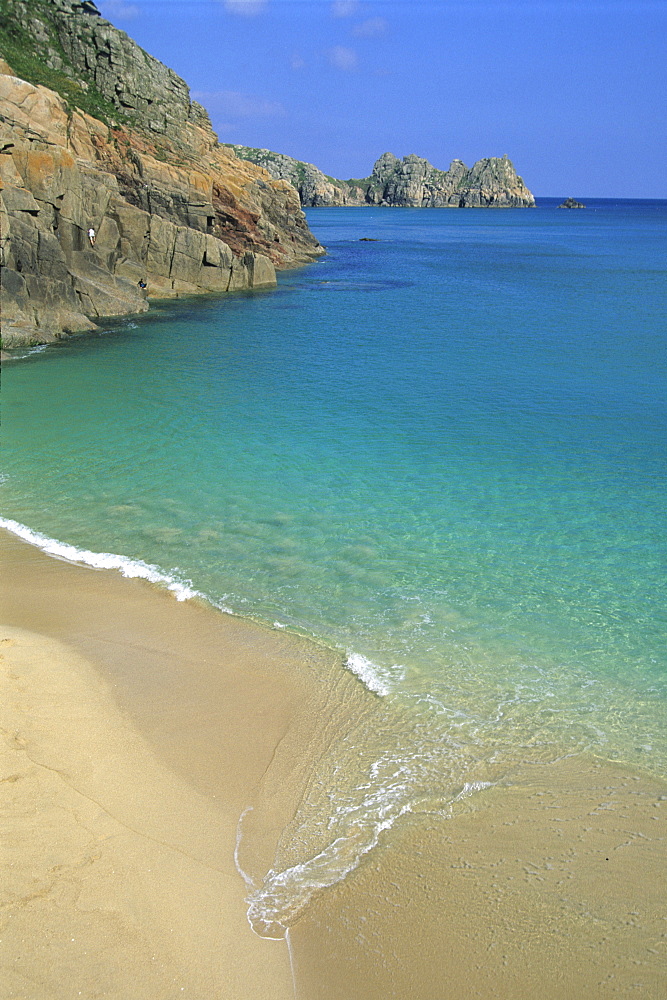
[344,652,404,697]
[4,343,48,361]
[0,516,200,602]
[241,773,495,939]
[243,802,412,938]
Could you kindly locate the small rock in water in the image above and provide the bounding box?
[558,197,586,208]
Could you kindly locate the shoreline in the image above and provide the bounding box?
[0,277,290,358]
[0,527,379,998]
[2,528,666,998]
[290,756,667,999]
[1,623,294,999]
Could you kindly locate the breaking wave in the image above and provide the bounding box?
[0,516,201,602]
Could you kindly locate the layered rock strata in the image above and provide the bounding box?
[0,0,323,347]
[228,147,535,209]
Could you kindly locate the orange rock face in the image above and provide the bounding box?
[0,68,323,347]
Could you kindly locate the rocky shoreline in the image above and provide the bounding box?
[228,146,536,209]
[0,0,323,348]
[0,0,535,349]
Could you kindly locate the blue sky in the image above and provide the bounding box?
[98,0,666,197]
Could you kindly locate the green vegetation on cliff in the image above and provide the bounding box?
[228,145,535,209]
[0,0,124,123]
[0,0,323,348]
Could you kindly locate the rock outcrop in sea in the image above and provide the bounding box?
[558,197,586,209]
[0,0,323,347]
[227,146,536,209]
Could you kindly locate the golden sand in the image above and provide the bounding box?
[0,530,357,999]
[1,623,293,999]
[289,759,666,998]
[1,529,665,999]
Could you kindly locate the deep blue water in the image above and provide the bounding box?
[2,199,666,932]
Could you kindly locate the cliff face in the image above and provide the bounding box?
[229,147,535,209]
[0,0,323,347]
[225,146,361,208]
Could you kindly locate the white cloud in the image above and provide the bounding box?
[192,90,285,118]
[291,52,306,70]
[222,0,268,15]
[98,0,140,20]
[328,45,358,71]
[331,1,358,17]
[352,16,387,37]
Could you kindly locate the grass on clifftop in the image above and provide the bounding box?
[0,0,124,125]
[224,144,370,189]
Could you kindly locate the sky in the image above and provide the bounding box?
[97,0,667,198]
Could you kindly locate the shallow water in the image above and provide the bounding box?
[2,199,666,933]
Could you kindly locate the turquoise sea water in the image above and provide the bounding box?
[2,199,666,933]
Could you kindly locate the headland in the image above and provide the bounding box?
[2,7,663,999]
[228,146,536,209]
[0,0,535,350]
[0,0,323,348]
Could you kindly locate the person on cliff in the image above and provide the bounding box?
[88,227,96,247]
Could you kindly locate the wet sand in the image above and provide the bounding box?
[0,529,367,999]
[1,528,666,999]
[290,760,667,999]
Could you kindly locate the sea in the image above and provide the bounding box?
[2,197,666,936]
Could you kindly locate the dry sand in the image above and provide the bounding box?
[0,530,363,999]
[1,529,666,999]
[1,623,292,999]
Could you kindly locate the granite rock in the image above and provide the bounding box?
[0,3,323,346]
[558,197,586,209]
[230,147,535,209]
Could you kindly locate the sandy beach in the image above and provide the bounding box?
[1,528,666,999]
[1,0,664,994]
[0,529,365,999]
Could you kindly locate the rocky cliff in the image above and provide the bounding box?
[228,147,535,209]
[0,0,323,347]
